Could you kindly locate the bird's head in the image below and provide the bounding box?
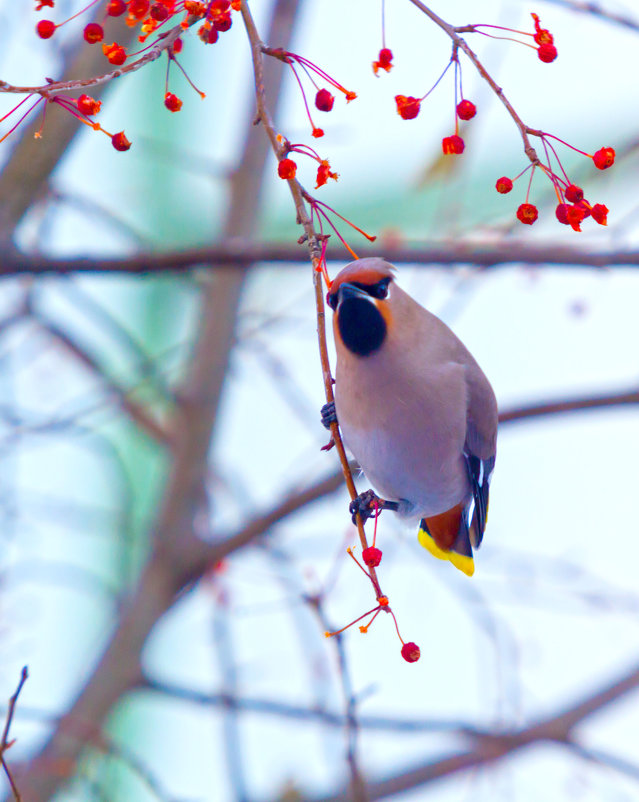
[327,258,396,357]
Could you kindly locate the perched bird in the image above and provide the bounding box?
[323,257,497,576]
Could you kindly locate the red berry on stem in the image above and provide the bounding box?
[77,94,101,116]
[555,203,569,225]
[362,547,382,568]
[395,95,421,120]
[593,147,615,170]
[591,203,609,225]
[129,0,150,19]
[83,22,104,44]
[442,135,464,155]
[401,642,421,663]
[517,203,538,225]
[111,131,131,151]
[164,92,183,112]
[36,19,56,38]
[537,43,558,62]
[107,0,126,15]
[564,184,584,203]
[315,88,335,112]
[495,176,513,194]
[277,158,297,179]
[150,2,170,21]
[456,99,476,120]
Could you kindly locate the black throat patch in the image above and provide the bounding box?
[337,297,387,356]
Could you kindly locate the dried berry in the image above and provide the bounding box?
[564,184,584,203]
[164,92,183,112]
[77,94,101,116]
[111,131,131,151]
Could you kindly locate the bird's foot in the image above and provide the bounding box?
[320,401,338,430]
[349,489,399,525]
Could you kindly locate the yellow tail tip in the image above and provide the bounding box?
[417,528,475,577]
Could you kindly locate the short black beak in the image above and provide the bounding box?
[337,282,372,305]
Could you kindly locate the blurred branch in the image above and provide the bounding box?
[3,242,639,273]
[542,0,639,32]
[308,660,639,802]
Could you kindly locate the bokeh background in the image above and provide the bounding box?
[1,0,639,800]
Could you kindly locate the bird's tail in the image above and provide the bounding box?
[417,503,474,576]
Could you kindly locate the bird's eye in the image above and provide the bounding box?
[372,279,390,299]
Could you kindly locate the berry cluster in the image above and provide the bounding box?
[496,137,614,230]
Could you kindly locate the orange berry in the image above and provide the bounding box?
[102,42,126,65]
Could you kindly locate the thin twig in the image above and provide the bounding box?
[1,667,29,802]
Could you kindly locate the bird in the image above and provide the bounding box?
[322,257,497,576]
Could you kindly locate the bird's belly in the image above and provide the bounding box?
[340,421,468,518]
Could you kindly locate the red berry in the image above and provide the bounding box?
[442,135,464,155]
[591,203,609,225]
[150,2,170,20]
[77,94,101,116]
[129,0,150,19]
[171,37,183,54]
[495,176,513,194]
[213,13,232,31]
[456,99,476,120]
[102,42,126,65]
[401,642,421,663]
[164,92,183,112]
[537,43,558,62]
[83,22,104,43]
[395,95,421,120]
[36,19,56,38]
[593,147,615,170]
[564,184,583,203]
[111,131,131,151]
[198,24,219,44]
[315,88,335,112]
[312,127,324,138]
[555,203,570,225]
[378,48,393,67]
[107,0,126,15]
[517,203,538,225]
[277,158,297,179]
[362,547,382,568]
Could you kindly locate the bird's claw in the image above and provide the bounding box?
[320,401,338,430]
[349,489,381,525]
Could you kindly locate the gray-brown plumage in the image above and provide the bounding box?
[326,257,497,575]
